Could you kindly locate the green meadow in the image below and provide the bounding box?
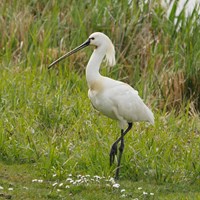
[0,0,199,199]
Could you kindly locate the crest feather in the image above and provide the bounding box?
[105,38,116,66]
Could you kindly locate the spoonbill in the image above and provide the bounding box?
[48,32,154,179]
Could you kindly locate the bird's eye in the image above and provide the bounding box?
[90,37,95,40]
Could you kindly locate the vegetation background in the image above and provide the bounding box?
[0,0,199,199]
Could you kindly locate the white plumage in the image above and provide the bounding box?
[48,32,154,179]
[88,76,154,128]
[86,32,154,128]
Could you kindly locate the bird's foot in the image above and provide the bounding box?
[109,143,117,166]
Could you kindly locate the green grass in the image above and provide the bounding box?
[0,162,200,199]
[0,0,200,199]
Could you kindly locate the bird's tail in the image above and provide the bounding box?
[146,106,154,125]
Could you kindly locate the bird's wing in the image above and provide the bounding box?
[104,81,154,124]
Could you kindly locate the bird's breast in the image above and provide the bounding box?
[89,80,104,93]
[88,88,118,120]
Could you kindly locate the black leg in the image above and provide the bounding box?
[109,123,133,178]
[115,129,124,179]
[110,141,118,166]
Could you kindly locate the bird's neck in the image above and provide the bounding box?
[86,47,105,86]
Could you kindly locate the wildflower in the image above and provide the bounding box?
[32,179,38,182]
[113,183,120,188]
[59,183,63,187]
[150,193,154,196]
[77,174,82,178]
[68,143,75,151]
[8,188,13,191]
[121,189,126,193]
[143,191,148,195]
[138,187,142,190]
[156,148,159,152]
[38,179,43,183]
[65,185,70,189]
[109,177,115,184]
[76,179,82,183]
[0,186,4,190]
[53,174,57,177]
[81,178,88,183]
[31,128,35,134]
[66,178,73,182]
[52,182,58,187]
[94,175,101,180]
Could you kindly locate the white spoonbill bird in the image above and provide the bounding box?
[48,32,154,179]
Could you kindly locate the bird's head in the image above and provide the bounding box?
[88,32,116,66]
[48,32,116,69]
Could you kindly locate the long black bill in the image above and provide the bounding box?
[48,39,90,69]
